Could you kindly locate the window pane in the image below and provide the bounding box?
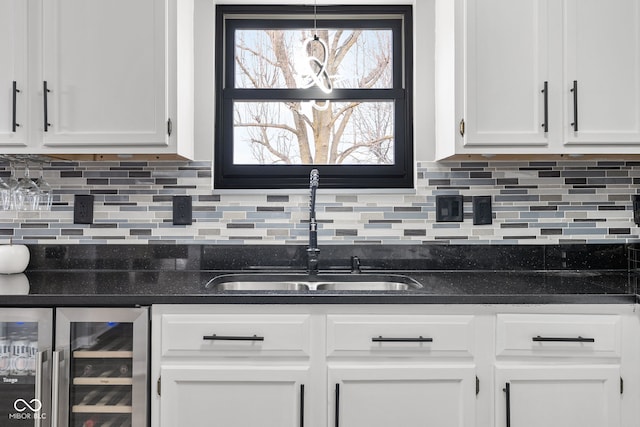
[233,101,395,165]
[234,29,393,89]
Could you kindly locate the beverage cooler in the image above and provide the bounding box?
[0,307,148,427]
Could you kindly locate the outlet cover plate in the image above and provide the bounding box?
[473,196,492,225]
[74,194,94,224]
[173,195,192,225]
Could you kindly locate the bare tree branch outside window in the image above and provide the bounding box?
[233,28,394,166]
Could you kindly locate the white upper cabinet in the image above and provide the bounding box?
[0,0,193,159]
[42,0,166,148]
[436,0,640,159]
[0,0,29,148]
[461,0,550,149]
[563,0,640,148]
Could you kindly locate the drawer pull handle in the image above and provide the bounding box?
[43,81,51,132]
[335,383,340,427]
[300,384,305,427]
[12,81,20,132]
[570,80,579,132]
[203,334,264,341]
[532,336,595,343]
[503,383,511,427]
[372,336,433,343]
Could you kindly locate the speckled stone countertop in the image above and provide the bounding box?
[0,268,633,306]
[0,243,636,306]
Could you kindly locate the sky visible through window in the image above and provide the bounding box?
[232,28,395,166]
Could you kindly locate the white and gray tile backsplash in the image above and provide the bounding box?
[1,159,639,245]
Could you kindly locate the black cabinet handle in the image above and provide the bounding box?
[372,336,433,343]
[12,81,20,132]
[570,80,578,131]
[532,335,595,343]
[43,81,51,132]
[335,383,340,427]
[541,81,548,133]
[503,383,511,427]
[300,384,305,427]
[202,334,264,341]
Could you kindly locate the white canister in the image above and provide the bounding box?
[0,244,30,274]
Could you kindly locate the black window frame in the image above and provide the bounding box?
[214,4,414,189]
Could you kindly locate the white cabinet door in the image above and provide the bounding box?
[495,365,621,427]
[0,0,28,148]
[159,365,310,427]
[462,0,551,149]
[563,0,640,147]
[329,365,476,427]
[41,0,167,150]
[437,0,640,158]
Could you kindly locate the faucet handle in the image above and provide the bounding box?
[350,256,361,274]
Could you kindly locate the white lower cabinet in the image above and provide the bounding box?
[495,365,621,427]
[493,311,634,427]
[329,365,476,427]
[160,365,310,427]
[151,304,640,427]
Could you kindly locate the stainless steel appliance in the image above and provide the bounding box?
[0,307,148,427]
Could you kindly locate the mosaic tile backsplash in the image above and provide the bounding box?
[1,159,639,245]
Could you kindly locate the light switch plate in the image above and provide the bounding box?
[436,195,464,222]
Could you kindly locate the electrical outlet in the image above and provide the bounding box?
[435,195,464,222]
[74,195,94,224]
[173,195,192,225]
[473,196,492,225]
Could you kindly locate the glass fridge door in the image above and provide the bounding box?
[55,307,148,427]
[0,308,52,427]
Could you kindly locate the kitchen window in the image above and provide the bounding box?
[214,5,414,189]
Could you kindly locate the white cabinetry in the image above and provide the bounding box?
[494,313,624,427]
[160,366,309,427]
[436,0,640,159]
[563,0,640,148]
[153,308,315,427]
[330,365,474,427]
[152,306,480,427]
[495,366,620,427]
[326,314,477,427]
[0,0,193,159]
[0,0,29,148]
[151,304,640,427]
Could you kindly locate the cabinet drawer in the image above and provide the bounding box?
[161,314,311,358]
[496,314,621,358]
[327,315,475,357]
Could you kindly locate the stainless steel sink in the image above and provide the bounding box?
[210,281,310,291]
[206,273,422,292]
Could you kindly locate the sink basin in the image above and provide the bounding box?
[206,273,422,292]
[210,281,310,291]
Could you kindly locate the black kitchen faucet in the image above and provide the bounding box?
[307,169,320,275]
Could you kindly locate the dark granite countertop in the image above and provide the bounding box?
[0,243,635,306]
[0,268,635,306]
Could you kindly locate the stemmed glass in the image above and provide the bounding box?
[0,176,11,211]
[34,164,52,211]
[6,163,19,210]
[14,163,39,211]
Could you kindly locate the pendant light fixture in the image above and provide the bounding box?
[298,0,333,110]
